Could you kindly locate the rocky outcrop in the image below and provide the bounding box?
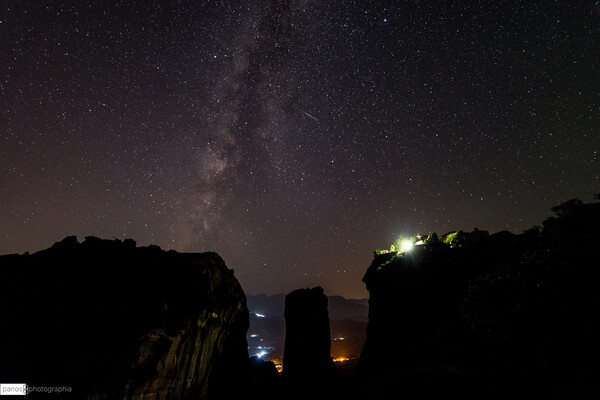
[360,198,600,399]
[360,246,468,376]
[282,287,336,380]
[0,236,250,400]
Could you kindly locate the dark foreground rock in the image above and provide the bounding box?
[0,236,250,399]
[360,198,600,399]
[281,287,338,399]
[282,287,336,380]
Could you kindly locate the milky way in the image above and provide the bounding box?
[1,1,599,297]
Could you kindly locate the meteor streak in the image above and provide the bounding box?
[301,109,318,122]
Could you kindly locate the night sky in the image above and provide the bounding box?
[1,1,599,298]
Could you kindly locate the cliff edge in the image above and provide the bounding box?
[360,199,600,399]
[0,236,250,400]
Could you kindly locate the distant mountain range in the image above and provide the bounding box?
[246,294,369,321]
[246,293,369,362]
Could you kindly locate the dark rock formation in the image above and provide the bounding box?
[360,198,600,399]
[249,356,281,396]
[282,287,336,380]
[0,236,250,400]
[360,243,468,375]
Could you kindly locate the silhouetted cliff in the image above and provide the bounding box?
[283,287,336,379]
[280,287,338,399]
[0,236,250,400]
[360,197,600,399]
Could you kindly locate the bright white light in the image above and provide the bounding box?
[256,351,267,358]
[402,240,413,252]
[255,313,265,318]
